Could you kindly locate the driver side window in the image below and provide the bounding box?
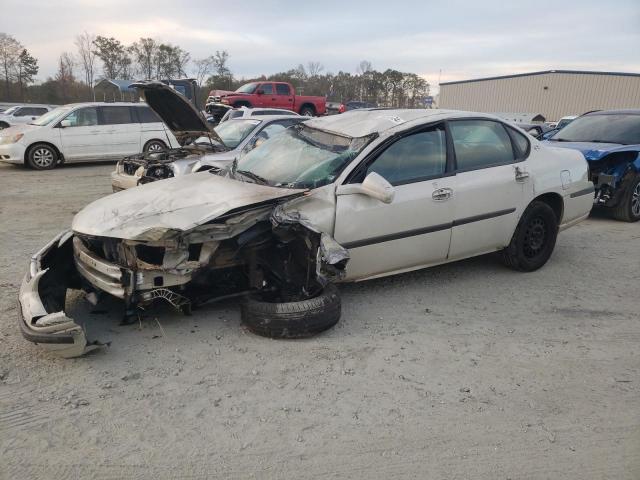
[365,126,447,185]
[62,107,99,127]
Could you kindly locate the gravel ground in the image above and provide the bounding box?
[0,162,638,479]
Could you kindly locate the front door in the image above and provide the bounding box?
[334,125,455,280]
[58,106,104,160]
[447,119,534,259]
[255,83,273,108]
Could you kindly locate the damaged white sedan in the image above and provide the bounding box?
[18,85,595,357]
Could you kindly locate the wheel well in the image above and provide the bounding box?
[533,193,564,224]
[300,103,316,115]
[24,142,63,165]
[144,139,167,151]
[0,121,9,128]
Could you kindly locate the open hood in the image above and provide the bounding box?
[72,172,305,241]
[132,81,224,147]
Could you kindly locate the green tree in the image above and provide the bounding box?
[16,48,38,100]
[92,36,130,79]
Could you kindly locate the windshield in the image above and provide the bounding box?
[3,106,19,115]
[30,106,72,126]
[235,83,258,94]
[556,118,574,129]
[234,125,374,189]
[213,119,261,148]
[552,114,640,145]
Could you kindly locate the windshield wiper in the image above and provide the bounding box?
[236,169,269,185]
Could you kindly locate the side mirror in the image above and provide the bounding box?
[336,172,395,204]
[59,120,71,128]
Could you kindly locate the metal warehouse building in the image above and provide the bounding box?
[439,70,640,121]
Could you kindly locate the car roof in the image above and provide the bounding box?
[586,109,640,116]
[304,108,502,138]
[60,102,150,108]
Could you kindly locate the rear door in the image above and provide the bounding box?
[447,119,534,260]
[99,106,142,156]
[57,106,103,160]
[334,124,456,280]
[273,83,294,110]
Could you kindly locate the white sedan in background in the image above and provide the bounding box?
[0,103,177,169]
[18,97,595,357]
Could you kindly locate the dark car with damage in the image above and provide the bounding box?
[543,109,640,221]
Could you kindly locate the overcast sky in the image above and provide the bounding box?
[2,0,639,93]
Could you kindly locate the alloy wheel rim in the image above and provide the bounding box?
[632,182,640,217]
[33,148,53,167]
[148,142,163,152]
[523,216,547,258]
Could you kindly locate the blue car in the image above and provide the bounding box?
[543,110,640,221]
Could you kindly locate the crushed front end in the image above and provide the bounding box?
[18,203,349,358]
[588,151,640,208]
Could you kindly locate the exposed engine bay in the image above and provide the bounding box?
[24,200,349,356]
[588,151,639,206]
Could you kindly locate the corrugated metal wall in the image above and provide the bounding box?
[439,72,640,121]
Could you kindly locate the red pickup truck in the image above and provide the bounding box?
[210,81,326,116]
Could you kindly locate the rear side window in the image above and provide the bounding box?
[137,107,162,123]
[450,120,515,171]
[506,126,530,160]
[276,84,291,95]
[365,126,447,185]
[32,108,48,116]
[101,106,133,125]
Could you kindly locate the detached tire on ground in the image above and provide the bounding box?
[501,200,559,272]
[241,284,341,338]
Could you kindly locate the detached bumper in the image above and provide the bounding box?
[18,231,103,358]
[111,170,141,192]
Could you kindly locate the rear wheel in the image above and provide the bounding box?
[144,139,167,153]
[611,175,640,222]
[300,105,315,117]
[26,143,58,170]
[502,201,559,272]
[241,284,341,339]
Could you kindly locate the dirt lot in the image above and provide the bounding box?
[0,162,638,479]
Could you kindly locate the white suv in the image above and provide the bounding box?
[0,103,178,169]
[0,105,53,129]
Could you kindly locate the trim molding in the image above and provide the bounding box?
[570,186,595,198]
[342,208,516,249]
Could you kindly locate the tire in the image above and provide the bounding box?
[144,139,167,153]
[611,175,640,222]
[26,143,58,170]
[501,201,559,272]
[241,284,341,339]
[300,105,315,117]
[0,122,9,129]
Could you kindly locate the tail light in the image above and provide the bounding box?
[338,104,346,114]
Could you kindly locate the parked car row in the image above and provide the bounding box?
[16,81,598,357]
[0,104,54,129]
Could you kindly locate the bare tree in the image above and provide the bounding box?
[307,61,324,77]
[0,33,22,100]
[193,55,215,87]
[75,32,97,100]
[56,52,75,102]
[356,60,372,74]
[130,37,157,79]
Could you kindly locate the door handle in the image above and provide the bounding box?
[515,166,530,182]
[432,187,453,201]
